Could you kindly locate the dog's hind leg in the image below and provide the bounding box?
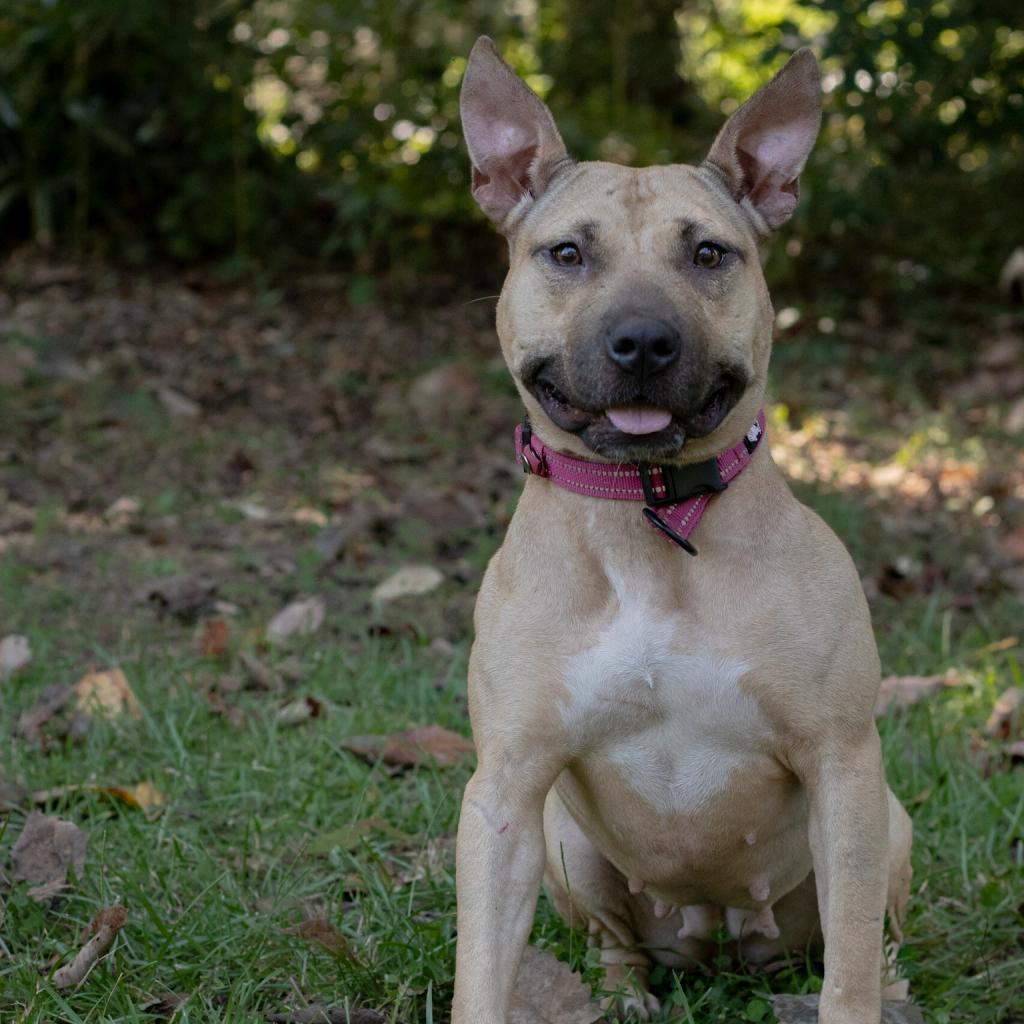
[543,787,662,1020]
[883,789,913,999]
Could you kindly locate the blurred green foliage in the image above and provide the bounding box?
[0,0,1021,303]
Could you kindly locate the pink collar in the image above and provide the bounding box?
[514,410,766,555]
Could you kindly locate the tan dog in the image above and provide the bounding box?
[453,37,912,1024]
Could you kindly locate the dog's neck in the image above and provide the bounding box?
[514,411,766,556]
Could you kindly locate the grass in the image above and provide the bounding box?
[1,269,1023,1022]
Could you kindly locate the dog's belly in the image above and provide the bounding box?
[554,591,813,909]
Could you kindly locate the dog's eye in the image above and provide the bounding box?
[550,242,582,267]
[693,242,726,269]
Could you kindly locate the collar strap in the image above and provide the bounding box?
[514,410,766,555]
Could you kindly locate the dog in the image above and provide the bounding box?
[452,37,912,1024]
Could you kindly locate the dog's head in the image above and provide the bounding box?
[460,38,820,463]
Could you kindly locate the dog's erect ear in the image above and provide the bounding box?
[703,49,821,233]
[460,36,568,229]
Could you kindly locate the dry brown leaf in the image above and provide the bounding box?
[73,668,142,721]
[203,684,246,729]
[267,596,326,641]
[157,386,201,419]
[11,812,88,900]
[52,906,127,988]
[31,782,166,813]
[1,776,29,812]
[342,724,474,769]
[275,695,325,727]
[16,683,78,746]
[1000,527,1024,564]
[370,565,444,603]
[140,992,189,1018]
[773,994,922,1024]
[285,918,361,964]
[139,573,218,622]
[198,618,230,657]
[999,247,1024,300]
[509,945,603,1024]
[239,651,284,691]
[408,363,480,423]
[1006,397,1024,433]
[985,687,1022,740]
[1,634,32,680]
[875,671,962,716]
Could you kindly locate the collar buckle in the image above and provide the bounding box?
[638,458,726,508]
[518,421,547,476]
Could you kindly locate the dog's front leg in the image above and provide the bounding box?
[800,727,889,1024]
[452,758,560,1024]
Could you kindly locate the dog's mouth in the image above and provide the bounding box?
[529,367,746,460]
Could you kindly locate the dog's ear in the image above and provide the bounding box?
[460,36,568,229]
[703,49,821,232]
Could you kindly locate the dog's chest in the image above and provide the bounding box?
[558,583,773,816]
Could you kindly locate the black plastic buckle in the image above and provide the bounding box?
[642,507,698,555]
[637,458,726,508]
[519,421,535,474]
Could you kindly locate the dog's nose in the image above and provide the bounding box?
[605,318,681,380]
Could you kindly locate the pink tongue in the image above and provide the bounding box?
[606,405,672,435]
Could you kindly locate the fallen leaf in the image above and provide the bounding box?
[395,834,457,885]
[408,363,480,424]
[509,945,603,1024]
[157,386,201,419]
[52,905,127,988]
[986,687,1022,740]
[972,636,1018,658]
[104,495,141,526]
[140,993,189,1018]
[204,685,246,729]
[239,651,284,691]
[16,683,78,745]
[1001,527,1024,563]
[318,466,378,506]
[999,246,1024,302]
[275,695,325,727]
[772,994,922,1024]
[342,724,474,769]
[285,918,361,964]
[267,596,326,641]
[73,668,142,721]
[236,499,275,522]
[11,812,88,900]
[198,618,230,657]
[875,671,962,716]
[0,634,32,680]
[1,776,29,812]
[266,1008,398,1024]
[31,782,165,813]
[138,573,218,622]
[1006,397,1024,433]
[370,565,444,603]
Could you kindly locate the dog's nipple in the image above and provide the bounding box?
[744,831,757,846]
[749,876,770,903]
[627,876,645,895]
[752,904,780,940]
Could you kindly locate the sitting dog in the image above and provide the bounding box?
[452,37,912,1024]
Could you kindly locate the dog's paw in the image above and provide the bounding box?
[600,988,661,1021]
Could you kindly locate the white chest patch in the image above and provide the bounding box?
[560,575,769,815]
